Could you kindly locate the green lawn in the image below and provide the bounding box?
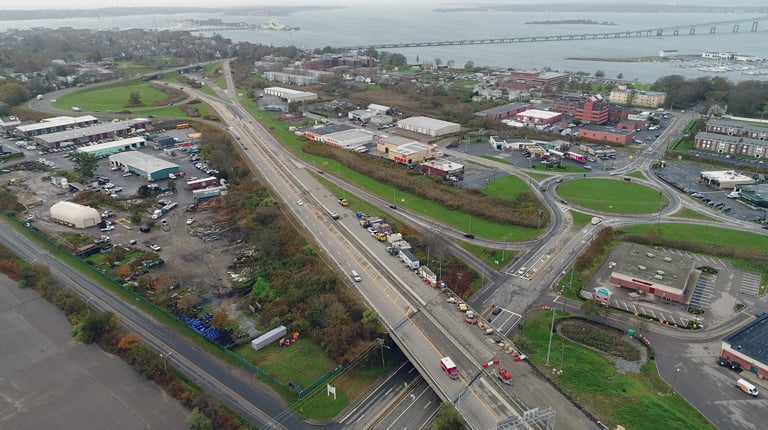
[626,171,647,180]
[54,80,169,111]
[558,179,668,214]
[670,208,716,221]
[618,223,768,252]
[570,210,594,227]
[518,310,714,430]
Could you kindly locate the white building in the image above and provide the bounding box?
[263,87,318,103]
[396,116,460,137]
[49,201,101,228]
[323,129,374,149]
[367,103,391,115]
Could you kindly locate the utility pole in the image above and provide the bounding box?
[545,306,556,367]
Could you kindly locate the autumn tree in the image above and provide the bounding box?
[211,310,229,329]
[117,333,143,351]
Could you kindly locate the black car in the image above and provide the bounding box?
[463,233,475,239]
[492,307,503,316]
[718,357,731,367]
[388,204,397,209]
[730,361,743,372]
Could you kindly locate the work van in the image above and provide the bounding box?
[736,378,759,397]
[351,270,362,282]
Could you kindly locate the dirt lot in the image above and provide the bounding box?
[3,149,247,319]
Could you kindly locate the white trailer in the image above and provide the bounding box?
[251,325,287,351]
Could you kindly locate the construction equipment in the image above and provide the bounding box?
[338,197,348,207]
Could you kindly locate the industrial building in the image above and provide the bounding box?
[0,116,21,133]
[76,137,147,158]
[367,104,390,115]
[14,115,99,139]
[108,151,179,181]
[699,170,756,190]
[736,184,768,208]
[514,109,562,125]
[396,116,460,137]
[475,102,533,121]
[348,109,378,122]
[303,124,353,142]
[720,315,768,380]
[578,124,636,146]
[31,118,151,149]
[323,129,374,149]
[49,201,101,228]
[607,244,697,304]
[420,158,465,178]
[263,87,318,103]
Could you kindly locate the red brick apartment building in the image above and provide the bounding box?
[553,94,609,124]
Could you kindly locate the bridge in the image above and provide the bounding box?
[341,15,768,50]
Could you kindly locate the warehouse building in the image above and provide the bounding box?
[263,87,318,103]
[607,244,697,304]
[720,315,768,380]
[108,151,179,181]
[303,124,354,142]
[515,109,562,125]
[348,109,378,122]
[49,201,101,228]
[31,118,151,149]
[388,141,436,165]
[323,129,374,149]
[734,184,768,208]
[367,104,391,115]
[76,137,147,158]
[14,115,99,139]
[700,170,756,190]
[396,116,460,137]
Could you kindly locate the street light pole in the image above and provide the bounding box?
[670,368,680,395]
[160,352,172,370]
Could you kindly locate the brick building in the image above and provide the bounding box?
[497,70,570,93]
[578,124,635,146]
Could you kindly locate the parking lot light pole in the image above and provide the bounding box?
[160,352,172,370]
[669,368,680,395]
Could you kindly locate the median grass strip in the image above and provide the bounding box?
[517,310,714,430]
[558,178,667,214]
[618,223,768,252]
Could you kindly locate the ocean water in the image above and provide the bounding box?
[3,5,767,83]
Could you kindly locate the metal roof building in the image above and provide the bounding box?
[14,115,99,138]
[700,170,756,190]
[323,129,374,149]
[108,151,179,181]
[77,137,147,158]
[263,87,318,102]
[31,118,151,149]
[396,116,460,137]
[721,315,768,379]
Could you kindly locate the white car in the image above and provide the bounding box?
[149,244,161,252]
[296,200,303,206]
[186,218,195,225]
[101,225,114,232]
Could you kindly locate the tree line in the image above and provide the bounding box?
[651,75,768,118]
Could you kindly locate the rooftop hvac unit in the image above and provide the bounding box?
[638,265,647,271]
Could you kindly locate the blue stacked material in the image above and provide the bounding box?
[179,316,221,341]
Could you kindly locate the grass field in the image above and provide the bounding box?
[558,179,668,214]
[570,210,594,227]
[54,80,170,111]
[519,310,714,430]
[670,208,716,221]
[617,223,768,252]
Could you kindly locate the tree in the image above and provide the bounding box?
[595,70,605,78]
[128,90,142,106]
[580,300,605,321]
[464,60,475,71]
[446,59,455,69]
[74,311,118,344]
[69,152,99,178]
[211,310,229,329]
[617,73,624,80]
[0,81,31,106]
[434,58,442,68]
[389,53,407,66]
[186,407,212,430]
[117,333,143,351]
[431,403,466,430]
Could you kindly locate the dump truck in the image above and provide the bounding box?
[338,197,348,207]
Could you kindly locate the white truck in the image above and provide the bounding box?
[736,378,759,397]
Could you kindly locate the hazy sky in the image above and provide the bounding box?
[0,0,762,10]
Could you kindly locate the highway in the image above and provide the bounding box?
[17,60,766,429]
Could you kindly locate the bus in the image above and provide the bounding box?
[176,123,190,130]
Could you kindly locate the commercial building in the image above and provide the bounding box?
[323,129,374,149]
[497,70,570,93]
[376,135,436,165]
[704,118,768,141]
[76,137,147,158]
[0,116,21,133]
[578,124,635,146]
[574,95,609,125]
[514,109,562,125]
[303,124,354,142]
[737,184,768,208]
[608,244,697,304]
[108,151,179,181]
[348,109,378,122]
[263,87,318,103]
[699,170,756,190]
[367,104,390,115]
[396,116,460,137]
[720,315,768,380]
[474,102,533,120]
[609,86,667,108]
[14,115,99,139]
[420,158,465,178]
[49,201,101,228]
[30,118,151,149]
